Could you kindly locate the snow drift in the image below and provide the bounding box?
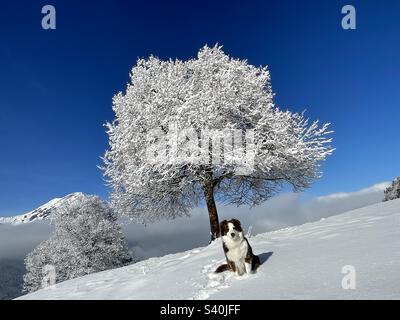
[18,199,400,300]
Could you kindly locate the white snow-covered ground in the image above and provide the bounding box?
[18,199,400,300]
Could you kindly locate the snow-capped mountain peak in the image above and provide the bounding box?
[0,193,86,225]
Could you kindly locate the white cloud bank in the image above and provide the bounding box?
[0,181,390,262]
[124,181,390,260]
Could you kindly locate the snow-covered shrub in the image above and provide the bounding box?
[102,44,334,240]
[383,177,400,202]
[23,194,132,293]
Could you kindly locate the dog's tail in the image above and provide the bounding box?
[215,264,231,273]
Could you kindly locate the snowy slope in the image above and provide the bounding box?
[0,193,85,225]
[18,199,400,300]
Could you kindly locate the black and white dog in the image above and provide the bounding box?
[215,219,260,275]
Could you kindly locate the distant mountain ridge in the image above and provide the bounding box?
[0,193,85,225]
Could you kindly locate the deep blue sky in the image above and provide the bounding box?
[0,0,399,215]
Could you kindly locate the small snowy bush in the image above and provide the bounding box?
[383,177,400,202]
[23,194,132,293]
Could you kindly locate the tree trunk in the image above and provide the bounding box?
[203,183,220,242]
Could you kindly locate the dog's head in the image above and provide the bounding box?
[220,218,243,242]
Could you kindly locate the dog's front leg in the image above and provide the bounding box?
[245,261,252,274]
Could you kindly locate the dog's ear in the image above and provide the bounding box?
[230,218,242,232]
[220,220,228,235]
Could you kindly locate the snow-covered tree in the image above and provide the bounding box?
[383,177,400,202]
[103,45,334,241]
[23,194,132,293]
